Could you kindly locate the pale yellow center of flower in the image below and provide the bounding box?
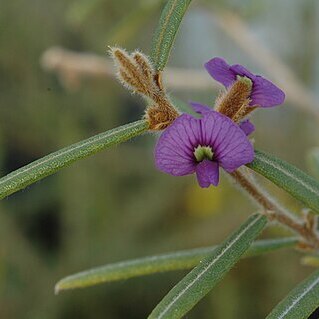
[194,145,214,162]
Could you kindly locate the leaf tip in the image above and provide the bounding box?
[54,281,65,295]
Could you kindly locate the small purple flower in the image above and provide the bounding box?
[205,57,285,107]
[239,119,255,136]
[155,103,254,188]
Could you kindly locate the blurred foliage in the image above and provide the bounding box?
[308,148,319,179]
[0,0,318,318]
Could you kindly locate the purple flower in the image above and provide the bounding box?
[205,57,285,107]
[155,103,254,188]
[239,119,255,136]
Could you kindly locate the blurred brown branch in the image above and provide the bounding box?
[212,10,319,120]
[41,47,218,92]
[41,11,319,121]
[41,47,115,90]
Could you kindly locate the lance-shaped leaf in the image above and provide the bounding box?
[266,269,319,319]
[247,149,319,214]
[148,214,267,319]
[0,120,148,200]
[55,237,297,293]
[150,0,192,71]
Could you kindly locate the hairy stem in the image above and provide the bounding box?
[230,169,319,249]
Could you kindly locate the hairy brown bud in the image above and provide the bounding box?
[216,77,253,122]
[110,47,180,130]
[133,52,154,83]
[110,48,156,97]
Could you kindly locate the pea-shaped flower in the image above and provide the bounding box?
[205,57,285,108]
[155,103,254,188]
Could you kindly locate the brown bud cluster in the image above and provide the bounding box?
[110,47,179,130]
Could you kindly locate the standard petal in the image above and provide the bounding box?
[230,64,255,79]
[198,110,254,172]
[195,160,219,188]
[250,76,285,107]
[154,114,200,176]
[204,57,236,88]
[239,119,255,136]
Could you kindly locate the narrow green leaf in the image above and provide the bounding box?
[55,237,296,293]
[247,149,319,214]
[244,237,298,257]
[266,269,319,319]
[0,120,148,200]
[150,0,192,71]
[148,214,267,319]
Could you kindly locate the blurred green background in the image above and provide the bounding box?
[1,0,319,318]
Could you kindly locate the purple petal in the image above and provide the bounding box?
[217,125,254,172]
[230,64,255,79]
[155,114,199,176]
[195,160,219,188]
[250,75,285,107]
[239,119,255,136]
[155,102,255,183]
[204,57,236,88]
[198,108,254,172]
[189,101,213,115]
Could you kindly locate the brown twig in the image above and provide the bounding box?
[41,46,319,121]
[41,47,115,90]
[230,168,319,250]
